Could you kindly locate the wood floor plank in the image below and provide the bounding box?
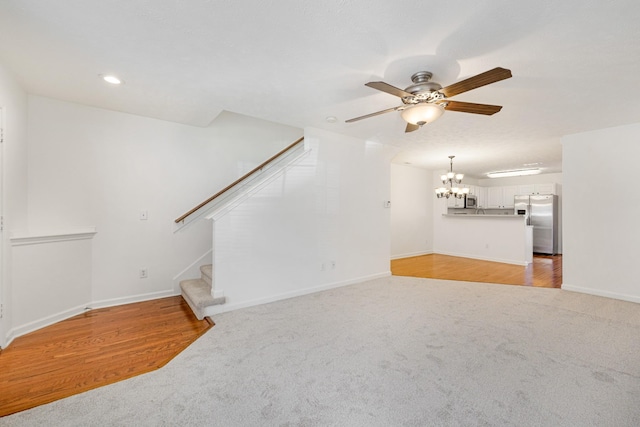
[391,254,562,288]
[0,296,213,417]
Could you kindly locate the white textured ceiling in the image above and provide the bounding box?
[1,1,640,178]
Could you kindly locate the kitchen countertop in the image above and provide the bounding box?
[442,214,525,218]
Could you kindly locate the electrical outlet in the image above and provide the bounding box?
[140,210,148,220]
[140,268,148,278]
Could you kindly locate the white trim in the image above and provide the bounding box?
[203,271,391,317]
[434,250,529,266]
[172,249,213,293]
[391,250,433,260]
[10,227,97,246]
[7,303,88,342]
[5,289,179,346]
[89,289,178,310]
[561,284,640,304]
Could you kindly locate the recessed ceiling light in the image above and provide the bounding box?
[325,116,337,123]
[101,74,123,85]
[487,169,541,178]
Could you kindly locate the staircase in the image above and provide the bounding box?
[174,137,307,320]
[180,265,225,320]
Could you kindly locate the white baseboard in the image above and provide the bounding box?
[561,284,640,304]
[204,271,392,317]
[7,303,88,345]
[391,251,433,260]
[435,250,529,266]
[4,289,181,347]
[89,289,178,310]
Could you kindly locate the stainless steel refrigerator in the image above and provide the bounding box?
[514,194,559,254]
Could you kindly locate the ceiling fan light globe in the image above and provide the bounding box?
[400,103,444,125]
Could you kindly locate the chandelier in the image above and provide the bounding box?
[435,155,469,199]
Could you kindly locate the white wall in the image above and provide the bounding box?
[0,62,29,348]
[18,96,301,335]
[435,215,531,265]
[390,164,433,259]
[10,232,94,337]
[562,124,640,303]
[212,128,398,311]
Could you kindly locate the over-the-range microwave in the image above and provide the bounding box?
[465,194,477,208]
[451,194,477,208]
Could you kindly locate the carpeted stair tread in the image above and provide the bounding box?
[179,278,225,310]
[200,264,213,286]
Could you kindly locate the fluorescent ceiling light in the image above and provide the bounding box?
[101,74,123,85]
[486,168,541,178]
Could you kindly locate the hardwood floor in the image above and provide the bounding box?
[0,296,213,417]
[391,253,562,288]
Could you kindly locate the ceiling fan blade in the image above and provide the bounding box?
[443,100,503,115]
[440,67,512,98]
[345,106,403,123]
[405,123,420,133]
[365,81,414,98]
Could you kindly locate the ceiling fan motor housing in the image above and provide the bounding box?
[404,71,444,104]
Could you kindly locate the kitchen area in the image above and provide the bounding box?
[436,183,560,266]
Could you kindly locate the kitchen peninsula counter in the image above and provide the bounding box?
[436,214,533,265]
[442,214,525,218]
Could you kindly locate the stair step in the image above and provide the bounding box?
[180,278,225,320]
[200,264,212,287]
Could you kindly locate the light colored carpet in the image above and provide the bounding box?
[3,276,640,426]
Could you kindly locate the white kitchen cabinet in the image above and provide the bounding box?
[447,194,465,208]
[475,186,487,208]
[534,183,556,194]
[487,185,518,208]
[487,187,503,208]
[502,185,518,208]
[517,184,535,195]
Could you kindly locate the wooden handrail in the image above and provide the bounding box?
[174,136,305,223]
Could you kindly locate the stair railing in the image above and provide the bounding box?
[174,136,305,224]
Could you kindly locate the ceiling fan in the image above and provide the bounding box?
[346,67,512,133]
